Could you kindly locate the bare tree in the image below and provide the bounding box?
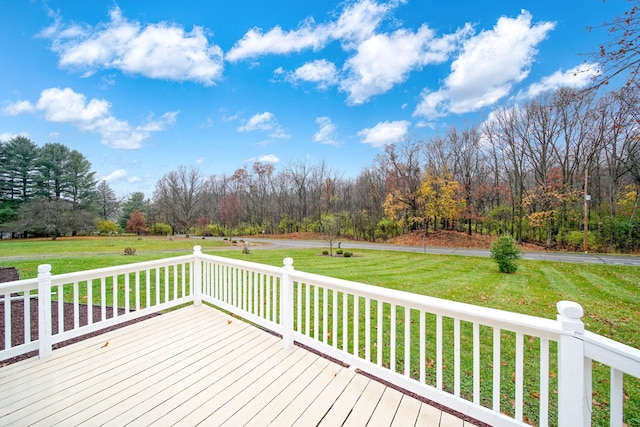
[487,105,528,240]
[376,140,424,232]
[153,166,206,237]
[217,194,243,239]
[590,1,640,90]
[447,126,486,235]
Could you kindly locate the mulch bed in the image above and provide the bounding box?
[0,296,159,367]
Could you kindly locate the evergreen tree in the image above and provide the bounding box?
[65,149,97,208]
[96,181,120,221]
[36,142,71,200]
[119,192,148,230]
[4,136,38,201]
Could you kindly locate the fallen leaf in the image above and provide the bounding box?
[227,320,232,324]
[101,342,109,348]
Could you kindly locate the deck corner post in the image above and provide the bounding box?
[281,257,294,350]
[193,245,202,306]
[37,264,53,359]
[557,300,588,427]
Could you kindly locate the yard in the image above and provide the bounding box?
[1,236,638,425]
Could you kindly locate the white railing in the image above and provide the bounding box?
[1,246,638,427]
[1,254,194,360]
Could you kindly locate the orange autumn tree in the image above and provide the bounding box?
[523,167,581,247]
[418,169,463,231]
[126,210,148,235]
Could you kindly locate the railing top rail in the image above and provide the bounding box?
[583,330,640,377]
[288,268,562,337]
[199,253,282,275]
[0,278,39,294]
[48,253,195,284]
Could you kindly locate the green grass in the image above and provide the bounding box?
[216,249,640,426]
[0,238,638,426]
[0,235,226,257]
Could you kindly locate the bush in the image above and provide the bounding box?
[150,222,172,236]
[322,250,329,255]
[566,230,595,251]
[343,251,352,257]
[336,249,344,255]
[96,219,119,235]
[490,234,521,273]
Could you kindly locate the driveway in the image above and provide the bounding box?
[214,237,640,267]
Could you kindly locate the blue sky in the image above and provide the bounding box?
[0,0,628,197]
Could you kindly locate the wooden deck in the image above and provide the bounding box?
[0,305,476,426]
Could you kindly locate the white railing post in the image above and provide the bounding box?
[281,257,294,350]
[557,301,587,427]
[37,264,53,359]
[193,245,202,306]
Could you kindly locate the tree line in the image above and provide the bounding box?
[1,85,639,251]
[145,87,639,252]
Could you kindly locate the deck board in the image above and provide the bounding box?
[0,305,470,426]
[368,387,404,425]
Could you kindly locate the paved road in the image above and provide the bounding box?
[221,237,640,266]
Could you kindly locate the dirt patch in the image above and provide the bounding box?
[388,229,545,251]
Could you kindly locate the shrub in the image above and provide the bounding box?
[336,249,344,255]
[343,251,352,257]
[490,234,520,273]
[566,230,595,251]
[123,247,137,256]
[96,219,119,235]
[150,222,172,236]
[322,250,329,255]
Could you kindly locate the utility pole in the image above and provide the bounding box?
[583,168,590,253]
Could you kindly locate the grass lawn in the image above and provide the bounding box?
[0,237,638,426]
[0,235,227,257]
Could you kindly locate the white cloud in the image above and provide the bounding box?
[523,62,600,99]
[313,117,340,146]
[226,0,391,62]
[414,10,555,119]
[226,0,477,104]
[4,87,177,149]
[42,6,224,85]
[36,87,111,123]
[244,154,281,163]
[226,20,326,62]
[290,60,338,89]
[328,0,393,49]
[341,24,471,104]
[238,112,289,139]
[238,112,276,132]
[0,131,30,141]
[259,154,280,163]
[101,169,127,182]
[2,100,34,116]
[358,120,410,148]
[127,176,142,183]
[195,157,205,164]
